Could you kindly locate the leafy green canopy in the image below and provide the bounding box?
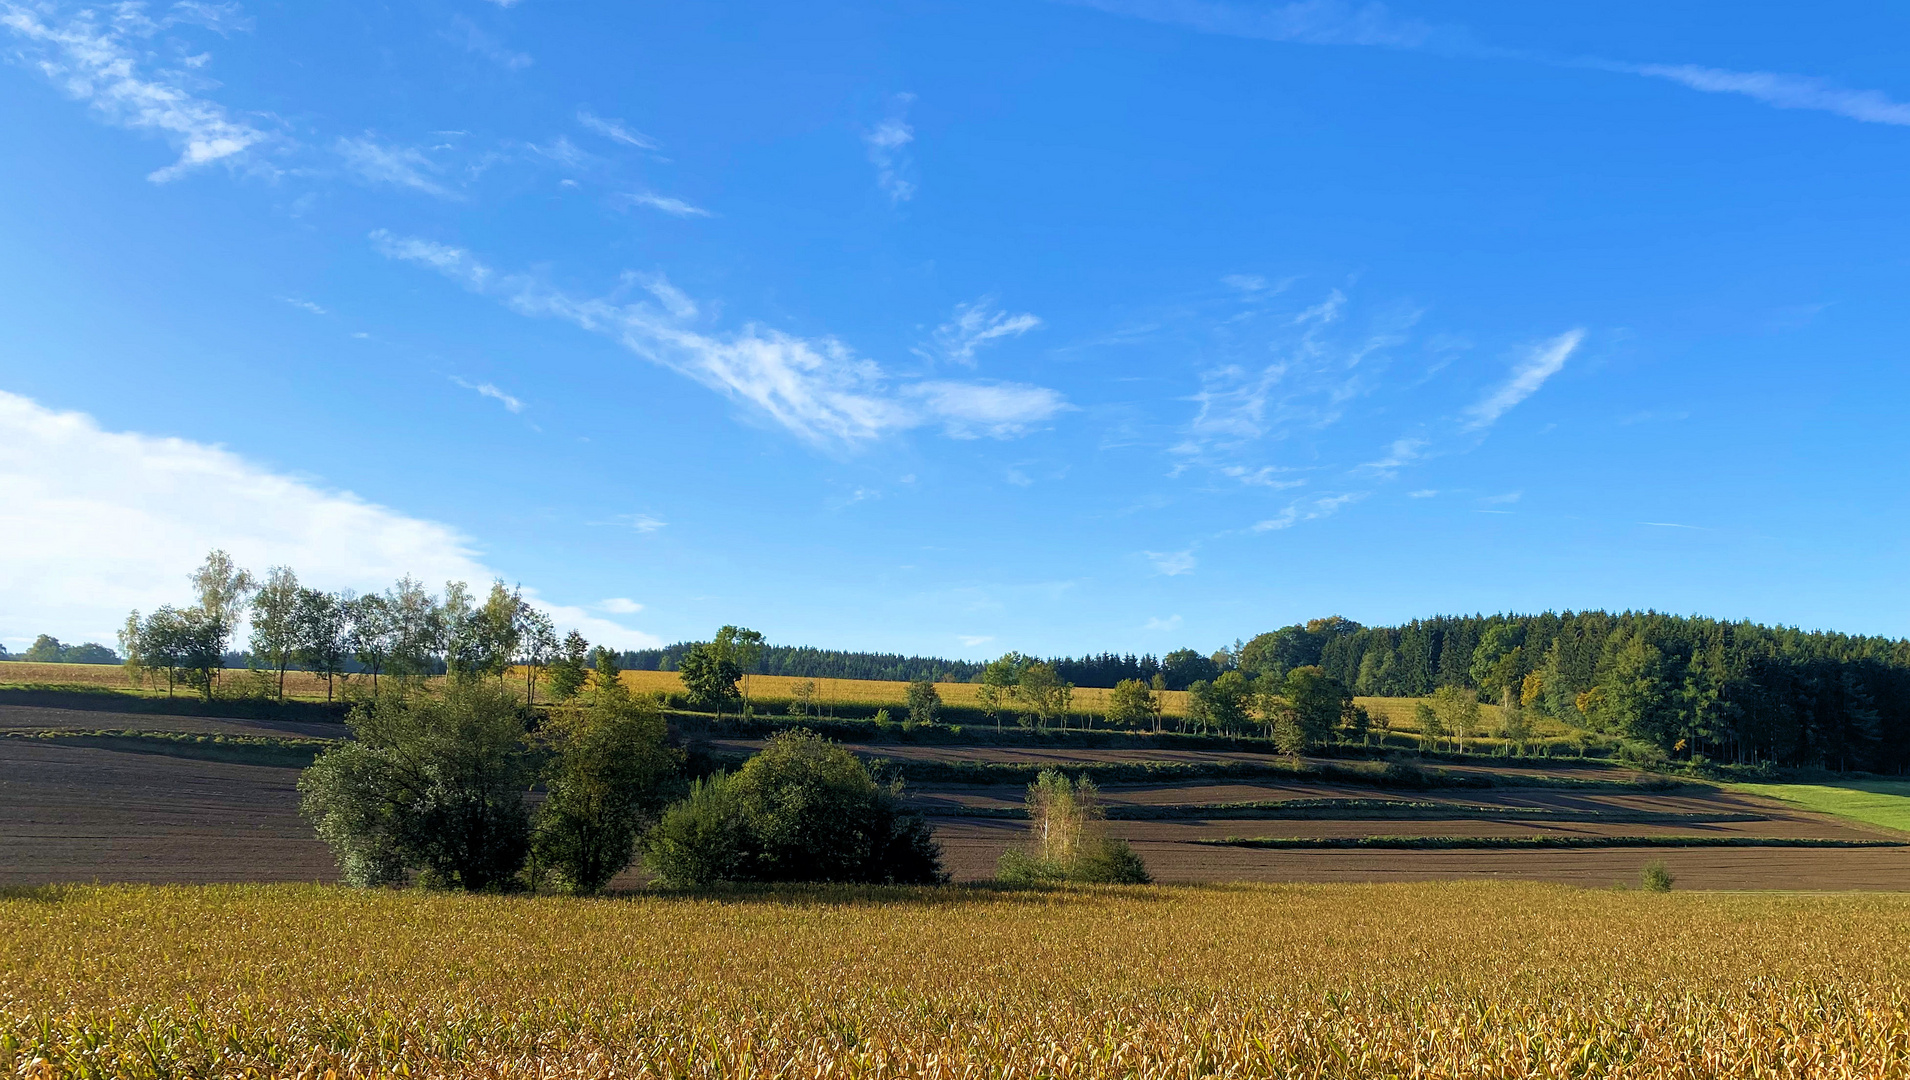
[644,730,945,887]
[300,679,534,890]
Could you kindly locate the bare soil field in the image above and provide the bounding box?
[0,703,346,740]
[0,739,336,884]
[930,823,1910,889]
[3,698,1904,891]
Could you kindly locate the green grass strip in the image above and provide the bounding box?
[927,799,1762,823]
[1,729,335,768]
[1726,781,1910,835]
[1197,834,1905,850]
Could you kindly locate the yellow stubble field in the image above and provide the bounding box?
[4,881,1909,1078]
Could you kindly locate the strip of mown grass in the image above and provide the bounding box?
[1727,780,1910,834]
[1198,834,1905,850]
[928,798,1764,824]
[855,755,1683,792]
[0,729,334,767]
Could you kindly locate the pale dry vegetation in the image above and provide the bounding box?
[0,661,1535,735]
[5,882,1910,1078]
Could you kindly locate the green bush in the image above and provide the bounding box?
[1641,859,1675,892]
[643,729,945,886]
[300,680,533,891]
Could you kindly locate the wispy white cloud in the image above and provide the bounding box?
[1146,549,1197,576]
[1407,489,1437,498]
[864,94,917,203]
[1,1,268,181]
[1069,0,1910,131]
[923,299,1042,365]
[446,14,530,70]
[1618,63,1910,126]
[1641,521,1703,530]
[451,376,524,413]
[1143,614,1183,632]
[1219,464,1306,489]
[526,134,591,169]
[618,191,711,217]
[957,634,994,647]
[1292,288,1346,326]
[905,381,1072,439]
[577,109,658,150]
[280,297,327,315]
[1180,287,1413,453]
[597,597,643,614]
[1061,0,1459,50]
[1251,491,1365,532]
[337,136,453,198]
[1358,436,1427,477]
[1480,491,1521,505]
[623,514,666,533]
[1462,328,1582,431]
[372,231,1069,446]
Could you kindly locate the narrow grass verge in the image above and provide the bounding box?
[1197,835,1906,850]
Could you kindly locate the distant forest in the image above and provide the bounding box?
[621,644,986,684]
[627,611,1910,772]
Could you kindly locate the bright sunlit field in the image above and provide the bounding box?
[5,882,1910,1078]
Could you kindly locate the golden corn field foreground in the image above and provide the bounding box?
[6,884,1910,1079]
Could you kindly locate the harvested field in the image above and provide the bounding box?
[10,883,1910,1077]
[4,696,1906,893]
[0,739,337,885]
[0,702,346,740]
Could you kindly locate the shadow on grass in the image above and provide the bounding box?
[604,880,1179,909]
[0,884,74,903]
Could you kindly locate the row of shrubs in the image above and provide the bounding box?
[299,662,1148,892]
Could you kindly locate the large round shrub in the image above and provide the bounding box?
[644,730,945,886]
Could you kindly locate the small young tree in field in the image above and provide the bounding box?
[906,678,941,727]
[296,588,350,701]
[1414,700,1443,753]
[250,566,302,702]
[1018,662,1065,731]
[547,631,591,702]
[346,592,396,693]
[1433,685,1482,753]
[118,611,146,689]
[679,640,742,715]
[516,606,558,705]
[1108,678,1161,731]
[997,769,1149,885]
[387,576,444,677]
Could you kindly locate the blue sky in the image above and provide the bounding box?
[4,0,1909,657]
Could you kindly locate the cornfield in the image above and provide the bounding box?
[5,882,1910,1078]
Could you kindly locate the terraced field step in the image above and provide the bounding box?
[0,729,332,767]
[924,798,1766,824]
[1198,835,1908,850]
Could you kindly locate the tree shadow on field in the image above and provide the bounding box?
[0,884,74,904]
[609,881,1180,910]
